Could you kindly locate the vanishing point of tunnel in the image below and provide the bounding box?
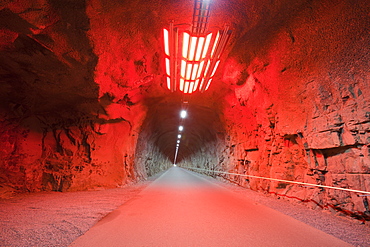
[0,0,369,246]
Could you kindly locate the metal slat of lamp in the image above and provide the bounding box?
[163,0,231,94]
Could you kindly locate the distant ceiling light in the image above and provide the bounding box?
[177,140,180,143]
[178,134,182,139]
[180,110,187,118]
[163,0,232,94]
[179,126,184,131]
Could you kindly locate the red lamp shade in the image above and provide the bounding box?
[163,1,231,94]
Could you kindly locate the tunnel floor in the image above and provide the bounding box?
[70,167,350,247]
[1,168,369,247]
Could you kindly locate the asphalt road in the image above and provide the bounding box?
[70,167,352,247]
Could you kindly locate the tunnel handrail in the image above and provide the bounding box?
[185,167,370,195]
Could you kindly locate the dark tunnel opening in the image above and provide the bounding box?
[134,90,226,176]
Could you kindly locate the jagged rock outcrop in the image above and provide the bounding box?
[181,0,370,220]
[0,0,163,195]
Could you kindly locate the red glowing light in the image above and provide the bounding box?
[163,27,231,94]
[163,0,232,95]
[164,29,170,56]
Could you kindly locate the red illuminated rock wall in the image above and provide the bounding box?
[0,105,147,196]
[0,0,163,196]
[185,0,370,218]
[135,136,171,178]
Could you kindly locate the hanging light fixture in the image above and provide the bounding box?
[180,110,187,118]
[163,0,232,94]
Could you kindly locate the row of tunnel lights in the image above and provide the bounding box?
[173,110,187,165]
[166,0,231,164]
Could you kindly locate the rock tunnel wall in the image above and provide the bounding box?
[0,0,164,196]
[134,137,171,178]
[0,115,141,194]
[182,0,370,219]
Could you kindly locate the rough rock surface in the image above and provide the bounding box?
[181,0,370,220]
[0,0,170,194]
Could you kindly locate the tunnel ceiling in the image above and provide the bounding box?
[140,92,226,161]
[1,0,369,162]
[0,0,247,161]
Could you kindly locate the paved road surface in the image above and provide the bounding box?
[70,167,351,247]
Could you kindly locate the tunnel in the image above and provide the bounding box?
[0,0,370,245]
